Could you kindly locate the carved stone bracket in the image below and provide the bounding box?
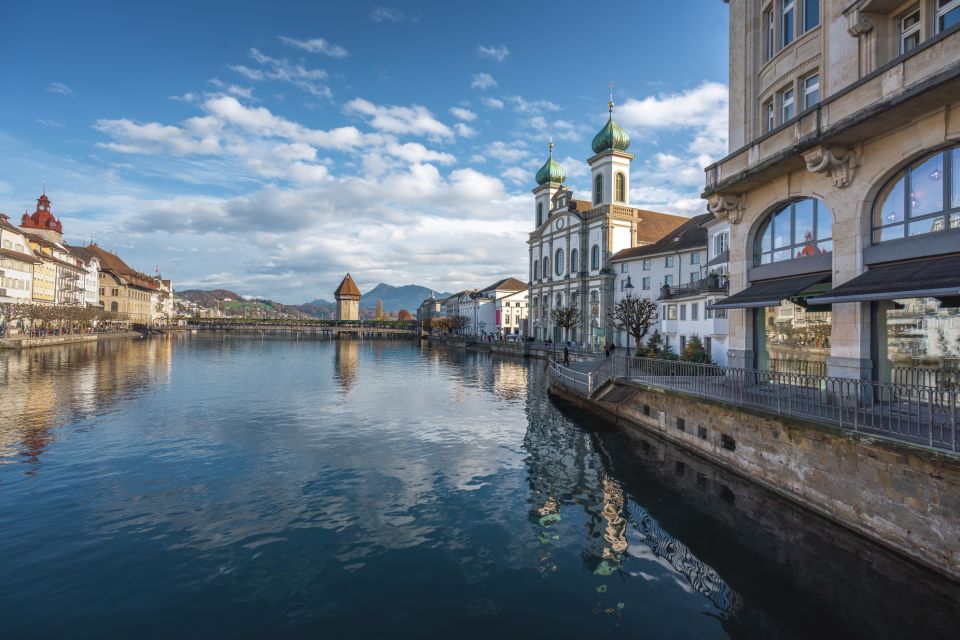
[707,193,743,224]
[847,15,873,37]
[803,145,858,188]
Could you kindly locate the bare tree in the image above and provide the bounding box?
[448,315,471,335]
[611,297,659,356]
[431,317,451,333]
[551,305,580,343]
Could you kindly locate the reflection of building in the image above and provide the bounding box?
[528,116,688,347]
[334,273,361,321]
[334,339,360,391]
[705,1,960,382]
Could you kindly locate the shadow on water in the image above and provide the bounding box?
[551,396,960,640]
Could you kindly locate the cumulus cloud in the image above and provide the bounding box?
[230,48,331,98]
[505,95,560,113]
[47,82,73,96]
[470,73,497,90]
[475,45,509,62]
[481,97,504,109]
[454,123,477,138]
[344,98,453,139]
[369,6,416,23]
[279,35,348,58]
[36,118,66,128]
[449,106,477,122]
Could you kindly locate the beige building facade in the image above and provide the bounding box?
[706,0,960,382]
[334,273,361,321]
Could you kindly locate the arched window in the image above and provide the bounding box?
[615,172,626,202]
[754,198,832,265]
[594,174,603,204]
[555,293,563,308]
[874,145,960,242]
[536,202,543,227]
[591,244,600,270]
[533,260,539,280]
[570,248,579,274]
[555,248,564,276]
[543,256,550,278]
[110,301,118,312]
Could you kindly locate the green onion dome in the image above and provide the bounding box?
[535,142,566,185]
[591,100,630,154]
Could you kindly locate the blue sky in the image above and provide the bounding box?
[0,1,730,303]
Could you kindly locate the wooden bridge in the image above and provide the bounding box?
[186,319,419,339]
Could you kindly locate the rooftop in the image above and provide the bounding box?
[612,213,714,262]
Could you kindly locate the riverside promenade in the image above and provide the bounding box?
[0,331,144,350]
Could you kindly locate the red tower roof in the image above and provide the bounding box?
[20,194,62,234]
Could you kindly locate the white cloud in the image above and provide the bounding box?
[470,73,497,90]
[230,48,331,98]
[369,6,413,22]
[448,107,477,122]
[506,95,561,113]
[501,167,529,184]
[481,97,504,109]
[279,35,349,58]
[47,82,73,96]
[35,118,66,128]
[485,141,528,164]
[475,45,509,62]
[344,98,453,139]
[454,123,477,138]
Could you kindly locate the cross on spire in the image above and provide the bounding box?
[608,81,615,113]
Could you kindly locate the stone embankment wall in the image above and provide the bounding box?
[553,378,960,580]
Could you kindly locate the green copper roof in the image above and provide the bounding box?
[535,143,565,186]
[591,101,631,154]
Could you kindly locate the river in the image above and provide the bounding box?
[0,334,957,639]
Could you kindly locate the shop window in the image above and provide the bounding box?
[873,145,960,243]
[755,299,831,376]
[755,198,832,265]
[875,298,960,386]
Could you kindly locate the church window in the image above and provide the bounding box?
[555,249,564,276]
[594,174,604,204]
[537,202,543,227]
[591,245,600,270]
[570,249,579,274]
[543,256,550,277]
[615,172,626,203]
[533,260,539,280]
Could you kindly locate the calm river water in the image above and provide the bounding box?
[1,334,958,639]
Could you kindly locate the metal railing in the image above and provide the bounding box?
[658,274,729,300]
[593,355,958,454]
[547,360,596,397]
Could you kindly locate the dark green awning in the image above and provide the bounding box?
[807,254,960,305]
[707,272,831,310]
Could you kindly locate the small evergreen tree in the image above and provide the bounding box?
[644,331,664,358]
[680,335,713,364]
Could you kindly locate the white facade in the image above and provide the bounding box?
[0,217,35,304]
[496,290,527,336]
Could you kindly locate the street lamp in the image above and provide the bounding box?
[624,276,634,355]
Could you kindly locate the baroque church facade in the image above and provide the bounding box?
[528,99,687,346]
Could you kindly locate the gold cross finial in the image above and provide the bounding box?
[608,81,615,113]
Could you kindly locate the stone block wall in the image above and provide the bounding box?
[571,379,960,579]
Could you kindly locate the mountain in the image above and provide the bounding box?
[178,289,334,319]
[307,283,450,314]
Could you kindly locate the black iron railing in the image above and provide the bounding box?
[659,274,729,300]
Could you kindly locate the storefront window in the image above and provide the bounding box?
[755,198,832,265]
[755,300,831,377]
[875,298,960,386]
[874,144,960,242]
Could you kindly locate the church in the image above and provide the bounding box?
[528,97,688,347]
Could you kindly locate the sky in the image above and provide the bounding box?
[0,1,730,304]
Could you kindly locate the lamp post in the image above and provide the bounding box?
[624,276,634,356]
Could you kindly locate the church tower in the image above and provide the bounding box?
[588,94,633,208]
[532,141,565,229]
[334,273,361,321]
[20,193,65,243]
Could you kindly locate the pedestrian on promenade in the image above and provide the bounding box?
[563,346,570,366]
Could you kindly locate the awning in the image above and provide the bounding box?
[807,254,960,305]
[707,272,831,310]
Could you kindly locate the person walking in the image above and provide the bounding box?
[563,346,570,366]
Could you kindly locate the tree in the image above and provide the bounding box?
[680,334,714,364]
[644,330,664,357]
[432,317,451,333]
[449,315,471,334]
[375,299,385,321]
[611,297,659,356]
[421,316,433,332]
[551,305,580,342]
[397,309,412,322]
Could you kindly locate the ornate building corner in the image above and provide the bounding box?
[803,146,858,188]
[707,193,743,224]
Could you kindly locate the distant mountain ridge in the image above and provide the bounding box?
[308,283,450,313]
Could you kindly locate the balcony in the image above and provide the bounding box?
[704,25,960,197]
[658,274,729,300]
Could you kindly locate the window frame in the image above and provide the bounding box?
[615,172,626,203]
[802,0,819,33]
[554,248,564,277]
[591,245,601,270]
[594,174,603,205]
[764,98,775,133]
[764,7,775,61]
[899,5,921,54]
[536,202,543,227]
[570,249,578,274]
[782,0,795,47]
[781,86,795,123]
[802,73,820,110]
[936,0,960,33]
[754,197,834,266]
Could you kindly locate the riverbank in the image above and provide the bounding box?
[0,331,144,350]
[548,375,960,582]
[430,335,598,364]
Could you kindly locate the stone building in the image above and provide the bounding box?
[705,0,960,382]
[86,244,158,323]
[0,214,37,305]
[528,104,688,348]
[19,194,85,306]
[334,273,361,321]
